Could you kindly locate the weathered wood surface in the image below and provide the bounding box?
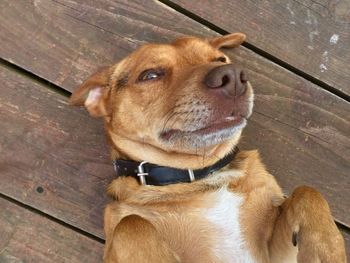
[0,0,349,226]
[171,0,350,96]
[0,64,114,238]
[0,198,103,262]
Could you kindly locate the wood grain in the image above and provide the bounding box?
[0,197,103,262]
[0,0,349,231]
[0,64,114,238]
[171,0,350,96]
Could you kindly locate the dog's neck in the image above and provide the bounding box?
[107,129,241,170]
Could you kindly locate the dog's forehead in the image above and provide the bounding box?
[132,38,218,63]
[172,36,214,52]
[138,44,177,61]
[173,37,220,58]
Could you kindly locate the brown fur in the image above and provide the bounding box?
[70,33,346,263]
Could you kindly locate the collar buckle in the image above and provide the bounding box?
[188,169,195,182]
[137,161,149,185]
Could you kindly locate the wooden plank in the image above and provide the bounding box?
[0,64,114,238]
[0,0,349,229]
[0,197,103,262]
[170,0,350,96]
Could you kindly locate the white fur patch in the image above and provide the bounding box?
[205,189,255,263]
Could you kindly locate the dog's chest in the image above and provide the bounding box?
[155,189,255,262]
[203,189,255,263]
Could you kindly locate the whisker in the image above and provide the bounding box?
[161,102,187,133]
[167,111,189,132]
[161,110,179,134]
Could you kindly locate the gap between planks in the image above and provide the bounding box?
[157,0,350,103]
[0,58,71,98]
[0,192,105,244]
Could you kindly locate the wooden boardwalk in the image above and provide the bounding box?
[0,0,349,261]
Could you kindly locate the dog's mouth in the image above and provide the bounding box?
[159,115,246,147]
[158,81,254,149]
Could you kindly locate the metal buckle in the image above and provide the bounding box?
[137,161,149,185]
[113,161,118,172]
[188,169,195,182]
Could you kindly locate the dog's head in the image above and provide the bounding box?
[70,33,254,169]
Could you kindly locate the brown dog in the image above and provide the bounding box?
[70,33,346,263]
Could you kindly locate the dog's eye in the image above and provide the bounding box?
[212,56,227,63]
[138,68,165,82]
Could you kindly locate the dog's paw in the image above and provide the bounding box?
[293,227,346,263]
[286,186,346,263]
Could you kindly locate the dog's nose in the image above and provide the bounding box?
[204,64,247,97]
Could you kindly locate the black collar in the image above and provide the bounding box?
[113,147,239,186]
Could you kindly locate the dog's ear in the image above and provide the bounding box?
[69,66,112,117]
[209,33,246,49]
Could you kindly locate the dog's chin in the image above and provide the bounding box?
[159,116,247,149]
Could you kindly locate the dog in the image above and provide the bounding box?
[70,33,346,263]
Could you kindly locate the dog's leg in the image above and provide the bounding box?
[269,186,346,263]
[104,214,180,263]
